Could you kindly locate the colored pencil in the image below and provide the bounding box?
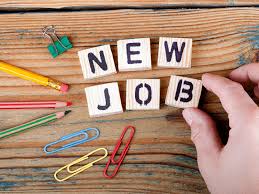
[0,110,71,139]
[0,61,69,92]
[0,101,72,109]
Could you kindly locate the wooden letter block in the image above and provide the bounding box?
[165,75,202,108]
[157,37,192,68]
[85,82,123,117]
[117,38,152,71]
[78,45,117,80]
[126,79,160,110]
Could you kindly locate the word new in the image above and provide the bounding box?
[79,37,202,117]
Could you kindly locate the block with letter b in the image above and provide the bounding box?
[78,45,117,80]
[117,38,152,71]
[157,37,192,68]
[126,79,160,110]
[85,82,123,117]
[165,75,202,108]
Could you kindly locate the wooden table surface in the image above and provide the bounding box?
[0,1,258,193]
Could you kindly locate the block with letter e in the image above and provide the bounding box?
[158,37,192,68]
[165,75,202,108]
[126,79,160,110]
[78,45,117,79]
[85,82,123,117]
[117,38,152,71]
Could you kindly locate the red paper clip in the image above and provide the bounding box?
[103,125,135,179]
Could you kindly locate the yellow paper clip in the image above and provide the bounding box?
[54,148,108,182]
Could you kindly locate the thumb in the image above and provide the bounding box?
[182,108,222,176]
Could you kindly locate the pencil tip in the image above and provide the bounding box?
[66,102,72,106]
[65,110,71,115]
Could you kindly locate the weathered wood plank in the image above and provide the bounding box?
[0,9,258,88]
[0,0,258,11]
[0,8,258,193]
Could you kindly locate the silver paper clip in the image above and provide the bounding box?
[43,128,100,154]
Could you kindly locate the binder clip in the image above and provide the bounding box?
[42,25,72,58]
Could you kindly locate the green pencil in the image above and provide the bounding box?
[0,110,71,139]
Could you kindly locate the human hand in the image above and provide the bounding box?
[182,63,259,194]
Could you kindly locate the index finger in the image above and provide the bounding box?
[229,63,259,84]
[202,73,257,125]
[229,63,259,98]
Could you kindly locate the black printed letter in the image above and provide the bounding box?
[126,42,142,64]
[88,51,108,73]
[97,88,111,110]
[175,80,193,102]
[135,83,152,105]
[164,41,185,63]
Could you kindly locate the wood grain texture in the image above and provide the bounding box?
[0,7,258,193]
[0,0,258,11]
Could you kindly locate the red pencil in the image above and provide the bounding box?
[0,101,72,109]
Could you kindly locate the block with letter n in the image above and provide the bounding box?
[165,75,202,108]
[85,82,123,117]
[158,37,192,68]
[78,45,117,79]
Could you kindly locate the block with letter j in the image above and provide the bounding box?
[85,82,123,117]
[165,75,202,108]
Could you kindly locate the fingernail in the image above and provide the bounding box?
[202,73,211,81]
[201,73,212,86]
[182,109,193,125]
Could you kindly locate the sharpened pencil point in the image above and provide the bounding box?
[65,110,71,115]
[66,102,72,107]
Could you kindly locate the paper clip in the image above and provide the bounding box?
[42,25,72,58]
[103,126,135,179]
[54,148,108,182]
[43,128,100,154]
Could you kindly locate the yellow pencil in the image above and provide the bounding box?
[0,61,69,92]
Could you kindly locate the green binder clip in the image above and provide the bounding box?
[42,25,72,58]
